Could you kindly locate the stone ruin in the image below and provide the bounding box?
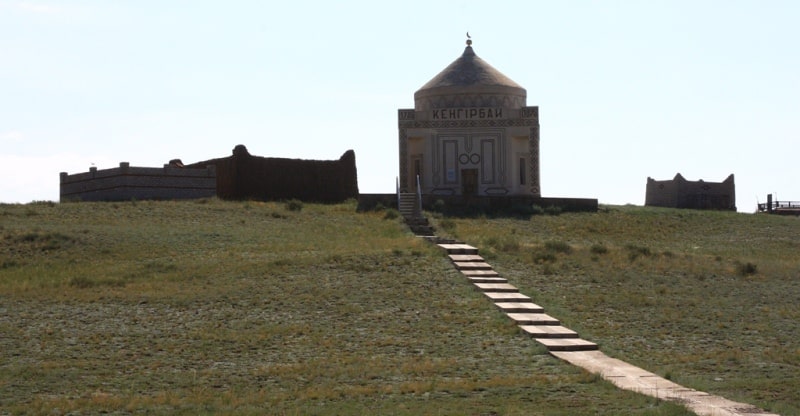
[60,145,359,203]
[645,173,736,211]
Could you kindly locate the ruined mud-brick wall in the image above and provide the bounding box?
[186,145,359,202]
[645,173,736,211]
[60,162,217,202]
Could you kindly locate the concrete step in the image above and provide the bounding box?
[494,302,545,313]
[404,216,429,223]
[438,244,479,255]
[466,276,508,284]
[453,261,493,270]
[519,325,578,338]
[474,283,519,293]
[483,292,531,303]
[460,269,500,277]
[399,203,417,214]
[507,313,560,325]
[398,195,418,214]
[535,338,599,351]
[432,237,461,244]
[448,254,484,263]
[435,238,603,355]
[423,236,449,244]
[411,229,435,237]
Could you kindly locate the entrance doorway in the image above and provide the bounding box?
[461,169,478,196]
[411,157,422,191]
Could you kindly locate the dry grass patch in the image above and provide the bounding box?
[444,205,800,414]
[0,200,697,415]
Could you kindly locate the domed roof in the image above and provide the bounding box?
[414,40,526,111]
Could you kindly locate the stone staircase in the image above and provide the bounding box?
[396,197,596,351]
[398,192,436,237]
[397,192,419,218]
[440,245,599,352]
[400,215,777,415]
[398,207,777,415]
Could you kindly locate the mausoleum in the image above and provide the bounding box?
[384,37,597,214]
[398,37,539,198]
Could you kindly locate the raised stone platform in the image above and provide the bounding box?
[507,313,559,325]
[448,254,484,262]
[483,292,532,303]
[466,276,508,284]
[454,261,493,270]
[494,302,545,313]
[460,269,501,277]
[519,325,577,338]
[438,244,479,254]
[535,338,599,351]
[473,283,519,293]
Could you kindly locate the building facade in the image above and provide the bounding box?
[186,145,358,202]
[398,38,540,198]
[645,173,736,211]
[60,145,358,203]
[60,162,217,202]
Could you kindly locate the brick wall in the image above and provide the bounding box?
[60,162,217,202]
[356,193,598,213]
[186,145,359,202]
[645,173,736,210]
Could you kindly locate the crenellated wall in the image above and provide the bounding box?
[645,173,736,211]
[60,145,359,203]
[60,162,217,202]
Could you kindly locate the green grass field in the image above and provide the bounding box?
[432,204,800,415]
[0,199,796,415]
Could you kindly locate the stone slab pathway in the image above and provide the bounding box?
[473,282,519,292]
[448,254,483,262]
[460,269,501,277]
[519,325,577,338]
[494,302,544,313]
[453,261,493,270]
[507,312,560,325]
[482,291,533,303]
[434,241,779,416]
[437,243,478,254]
[552,351,779,416]
[466,276,508,284]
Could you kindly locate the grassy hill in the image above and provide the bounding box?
[0,199,796,415]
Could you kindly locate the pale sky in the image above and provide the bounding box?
[2,1,798,211]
